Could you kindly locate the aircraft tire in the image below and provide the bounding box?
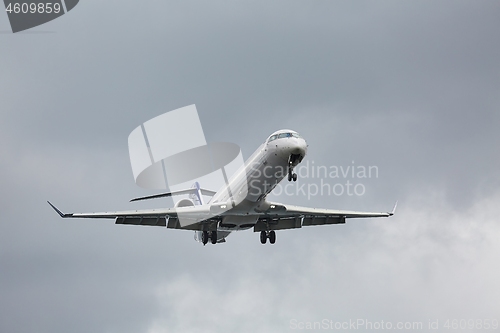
[269,230,276,244]
[260,231,267,244]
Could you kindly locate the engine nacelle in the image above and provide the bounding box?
[174,198,195,208]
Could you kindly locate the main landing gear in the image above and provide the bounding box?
[202,230,218,245]
[260,230,276,244]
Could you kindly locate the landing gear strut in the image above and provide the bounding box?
[260,230,276,244]
[288,156,298,182]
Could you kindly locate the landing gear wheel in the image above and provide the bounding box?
[288,172,292,182]
[292,173,297,182]
[269,230,276,244]
[211,230,217,244]
[260,231,267,244]
[202,231,209,245]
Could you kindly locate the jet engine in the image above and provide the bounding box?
[174,198,195,208]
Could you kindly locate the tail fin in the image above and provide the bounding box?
[189,182,204,206]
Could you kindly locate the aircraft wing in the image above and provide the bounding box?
[253,202,396,232]
[279,203,395,218]
[48,199,395,232]
[47,201,217,230]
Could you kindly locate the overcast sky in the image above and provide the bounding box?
[1,1,499,332]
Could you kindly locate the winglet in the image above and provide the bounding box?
[389,201,398,216]
[47,201,72,218]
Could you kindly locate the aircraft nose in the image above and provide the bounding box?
[290,138,307,156]
[277,137,307,162]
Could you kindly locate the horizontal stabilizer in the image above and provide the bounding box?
[130,188,217,202]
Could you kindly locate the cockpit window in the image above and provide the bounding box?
[268,132,301,143]
[268,134,278,142]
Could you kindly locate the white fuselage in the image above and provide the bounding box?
[208,129,307,231]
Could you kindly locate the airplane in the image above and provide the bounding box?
[48,129,396,245]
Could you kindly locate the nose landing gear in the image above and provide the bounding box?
[287,154,301,182]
